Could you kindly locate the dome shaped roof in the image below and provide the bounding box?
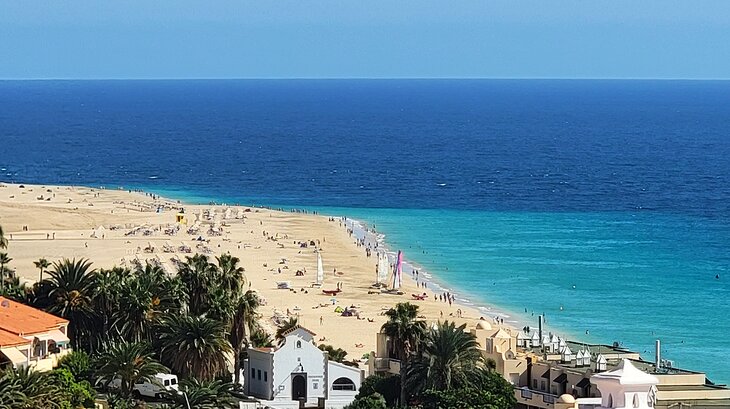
[475,321,492,330]
[558,394,576,403]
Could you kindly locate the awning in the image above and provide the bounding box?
[0,347,28,366]
[34,330,70,344]
[553,373,568,383]
[576,378,591,388]
[541,369,551,379]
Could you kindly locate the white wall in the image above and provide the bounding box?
[271,330,327,402]
[327,361,361,402]
[245,350,274,399]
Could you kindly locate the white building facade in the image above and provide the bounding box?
[245,327,362,409]
[591,359,659,409]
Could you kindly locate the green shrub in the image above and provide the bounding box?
[416,384,516,409]
[58,350,91,379]
[52,368,96,408]
[356,374,400,407]
[344,392,387,409]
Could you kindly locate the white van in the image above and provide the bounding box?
[134,373,179,398]
[110,373,179,399]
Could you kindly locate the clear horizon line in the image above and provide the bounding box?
[1,76,730,81]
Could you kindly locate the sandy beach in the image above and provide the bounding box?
[0,182,498,362]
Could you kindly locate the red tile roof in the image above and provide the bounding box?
[0,329,31,348]
[0,297,68,336]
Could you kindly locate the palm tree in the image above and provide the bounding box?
[114,263,179,343]
[0,225,7,249]
[137,262,186,312]
[204,284,237,322]
[163,378,236,409]
[0,226,8,249]
[93,267,127,342]
[158,314,232,381]
[33,258,50,282]
[405,321,485,395]
[96,341,168,398]
[42,258,97,349]
[318,344,348,363]
[0,252,12,290]
[0,369,25,409]
[380,302,426,405]
[0,276,28,301]
[216,254,246,298]
[7,366,65,409]
[275,316,300,341]
[229,290,260,385]
[250,325,274,348]
[177,254,217,315]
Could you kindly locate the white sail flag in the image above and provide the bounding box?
[377,252,390,284]
[316,251,324,285]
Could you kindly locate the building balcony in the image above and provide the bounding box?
[514,386,558,409]
[29,348,71,372]
[370,357,401,375]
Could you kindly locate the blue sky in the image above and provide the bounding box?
[1,0,729,79]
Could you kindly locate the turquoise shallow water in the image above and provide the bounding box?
[309,208,730,383]
[313,208,730,383]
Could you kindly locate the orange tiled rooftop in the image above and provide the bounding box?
[0,296,68,336]
[0,328,31,348]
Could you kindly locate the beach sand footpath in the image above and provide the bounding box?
[0,182,497,363]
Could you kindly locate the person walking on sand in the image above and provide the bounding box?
[320,316,323,325]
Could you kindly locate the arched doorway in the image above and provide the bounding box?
[292,373,307,401]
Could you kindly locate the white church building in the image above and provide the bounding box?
[244,326,363,409]
[554,358,660,409]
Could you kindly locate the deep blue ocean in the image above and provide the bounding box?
[2,80,729,383]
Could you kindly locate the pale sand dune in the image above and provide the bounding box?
[0,182,498,361]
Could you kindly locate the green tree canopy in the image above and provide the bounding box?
[380,302,426,405]
[406,321,486,394]
[42,258,97,349]
[163,378,236,409]
[95,341,168,398]
[158,314,231,381]
[0,225,7,249]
